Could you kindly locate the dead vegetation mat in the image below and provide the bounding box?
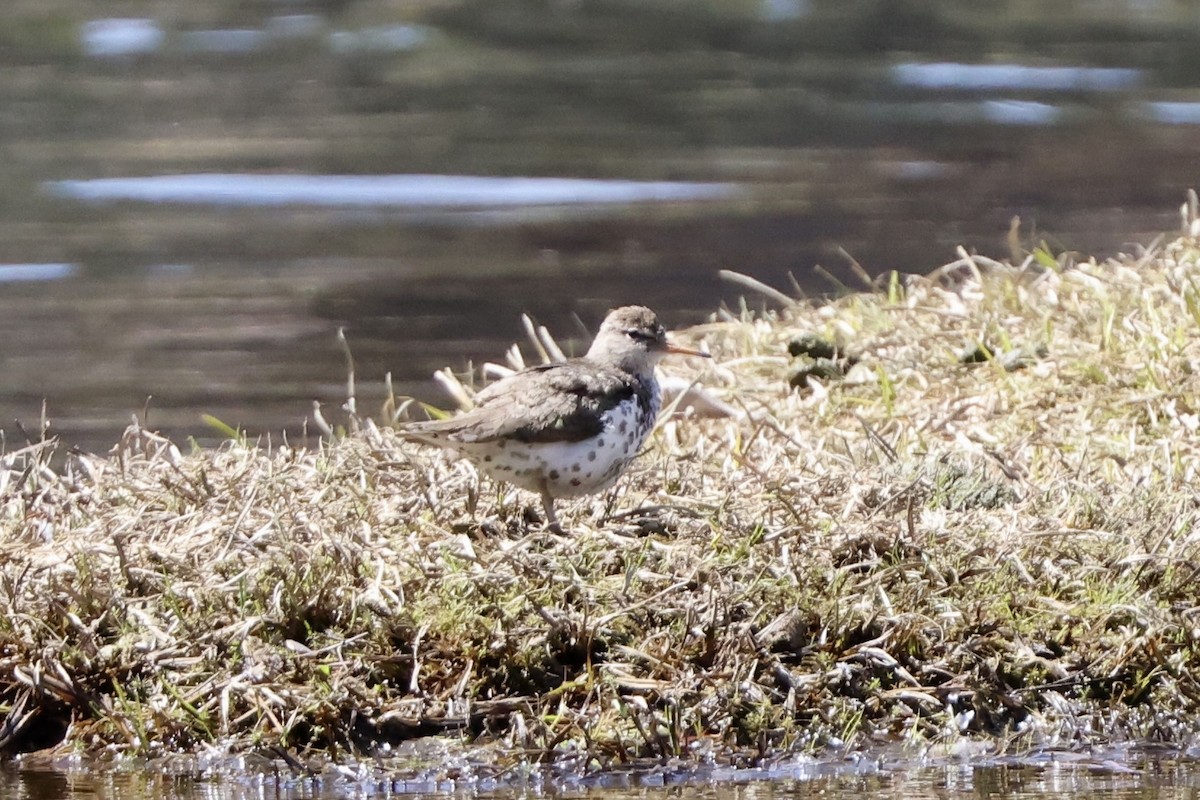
[6,229,1200,770]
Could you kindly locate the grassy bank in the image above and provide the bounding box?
[5,209,1200,771]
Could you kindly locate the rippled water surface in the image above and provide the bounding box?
[2,749,1200,799]
[2,0,1200,449]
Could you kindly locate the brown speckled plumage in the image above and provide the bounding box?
[400,306,708,528]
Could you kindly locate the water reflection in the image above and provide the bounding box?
[79,17,430,58]
[1144,102,1200,124]
[177,30,269,55]
[328,25,430,54]
[760,0,811,22]
[46,175,740,210]
[867,101,1064,126]
[0,751,1198,800]
[265,16,324,41]
[80,19,164,58]
[0,265,76,283]
[891,63,1144,92]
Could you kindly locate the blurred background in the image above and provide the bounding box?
[2,0,1199,452]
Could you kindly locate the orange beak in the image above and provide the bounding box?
[663,340,711,358]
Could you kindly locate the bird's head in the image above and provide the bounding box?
[587,305,709,373]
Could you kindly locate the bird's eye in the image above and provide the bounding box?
[624,328,652,341]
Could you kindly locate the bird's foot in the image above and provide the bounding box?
[520,504,565,534]
[537,490,565,534]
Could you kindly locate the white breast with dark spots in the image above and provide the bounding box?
[467,392,658,498]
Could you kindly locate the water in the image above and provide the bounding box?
[2,0,1199,451]
[1,749,1199,799]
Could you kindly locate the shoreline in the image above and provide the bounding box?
[4,213,1200,773]
[7,740,1195,794]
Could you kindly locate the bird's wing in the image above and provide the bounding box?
[405,362,638,444]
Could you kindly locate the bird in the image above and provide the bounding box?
[399,305,710,529]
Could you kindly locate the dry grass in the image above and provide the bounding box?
[5,201,1200,774]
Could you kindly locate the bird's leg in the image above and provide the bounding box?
[538,482,563,534]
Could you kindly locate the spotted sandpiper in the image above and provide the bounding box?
[399,305,709,528]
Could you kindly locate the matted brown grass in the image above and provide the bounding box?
[5,205,1200,771]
